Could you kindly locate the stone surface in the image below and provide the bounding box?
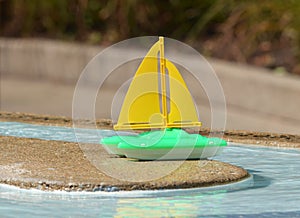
[0,112,250,191]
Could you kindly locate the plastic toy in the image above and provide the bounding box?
[101,36,226,160]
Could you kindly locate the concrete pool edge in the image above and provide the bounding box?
[0,134,249,192]
[0,174,254,197]
[0,112,251,192]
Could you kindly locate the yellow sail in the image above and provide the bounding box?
[114,37,201,130]
[165,59,202,128]
[114,39,162,130]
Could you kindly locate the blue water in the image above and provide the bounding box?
[0,121,136,143]
[0,122,300,217]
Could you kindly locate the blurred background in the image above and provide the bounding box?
[1,0,300,134]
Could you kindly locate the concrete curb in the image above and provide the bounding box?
[1,38,300,134]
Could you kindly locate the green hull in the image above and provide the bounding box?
[101,128,227,160]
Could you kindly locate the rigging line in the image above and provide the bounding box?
[159,37,168,124]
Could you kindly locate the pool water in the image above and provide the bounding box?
[0,122,300,217]
[0,122,136,143]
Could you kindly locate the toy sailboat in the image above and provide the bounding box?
[101,36,226,160]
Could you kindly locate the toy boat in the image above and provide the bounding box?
[101,36,226,160]
[102,128,226,160]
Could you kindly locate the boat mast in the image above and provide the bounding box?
[159,37,168,127]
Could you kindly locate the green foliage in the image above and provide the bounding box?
[0,0,230,41]
[2,0,300,74]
